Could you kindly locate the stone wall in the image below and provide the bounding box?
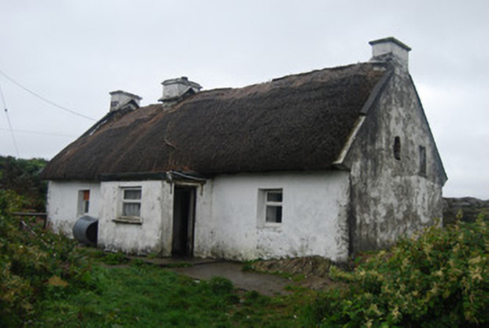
[443,197,489,225]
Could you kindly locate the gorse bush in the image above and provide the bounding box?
[309,217,488,327]
[0,189,91,326]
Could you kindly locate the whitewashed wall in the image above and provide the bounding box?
[98,180,171,255]
[194,171,351,262]
[46,181,101,237]
[48,172,351,262]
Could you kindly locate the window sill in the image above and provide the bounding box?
[112,217,143,225]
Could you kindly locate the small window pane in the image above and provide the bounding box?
[267,192,282,202]
[124,189,141,200]
[123,203,141,217]
[266,206,282,223]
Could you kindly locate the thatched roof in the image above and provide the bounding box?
[42,62,388,181]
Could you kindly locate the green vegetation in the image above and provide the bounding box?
[35,261,315,327]
[307,216,488,327]
[0,155,48,211]
[0,189,92,327]
[39,266,239,326]
[0,189,310,326]
[1,186,487,326]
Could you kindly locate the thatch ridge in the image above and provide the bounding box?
[42,62,387,180]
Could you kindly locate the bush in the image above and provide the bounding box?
[0,156,48,211]
[0,189,91,326]
[308,217,488,327]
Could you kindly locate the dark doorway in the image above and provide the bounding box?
[172,186,196,257]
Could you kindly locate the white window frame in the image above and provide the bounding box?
[116,186,142,224]
[260,189,283,227]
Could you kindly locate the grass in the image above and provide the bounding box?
[34,258,317,327]
[38,264,235,326]
[8,195,484,327]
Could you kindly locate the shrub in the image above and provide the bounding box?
[308,217,488,326]
[0,189,91,326]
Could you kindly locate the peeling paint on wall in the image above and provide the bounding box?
[98,180,168,255]
[201,172,351,262]
[345,69,445,253]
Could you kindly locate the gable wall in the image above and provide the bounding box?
[194,171,351,262]
[345,69,445,253]
[46,181,102,237]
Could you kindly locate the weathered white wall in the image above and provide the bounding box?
[193,172,351,262]
[46,181,101,237]
[345,68,445,253]
[98,180,170,255]
[48,173,351,262]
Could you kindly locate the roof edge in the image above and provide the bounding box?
[333,116,366,168]
[333,67,393,167]
[360,68,394,115]
[408,75,448,185]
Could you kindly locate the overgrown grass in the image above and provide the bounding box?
[37,265,240,326]
[35,260,314,327]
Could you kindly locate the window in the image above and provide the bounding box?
[419,146,426,175]
[265,190,283,224]
[393,136,401,160]
[78,190,90,215]
[121,187,142,218]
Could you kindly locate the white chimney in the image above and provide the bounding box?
[159,77,202,105]
[369,37,411,72]
[109,90,142,112]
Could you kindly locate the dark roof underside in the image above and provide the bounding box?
[42,62,387,180]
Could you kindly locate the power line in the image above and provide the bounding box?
[0,68,96,121]
[0,81,20,157]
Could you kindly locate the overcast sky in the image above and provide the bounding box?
[0,0,487,199]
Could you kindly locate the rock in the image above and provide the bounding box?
[443,197,489,225]
[251,256,332,277]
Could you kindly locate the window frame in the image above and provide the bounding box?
[262,189,283,227]
[116,186,143,224]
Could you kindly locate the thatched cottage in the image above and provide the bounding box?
[42,37,447,262]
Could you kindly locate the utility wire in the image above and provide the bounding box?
[0,81,20,157]
[0,68,96,121]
